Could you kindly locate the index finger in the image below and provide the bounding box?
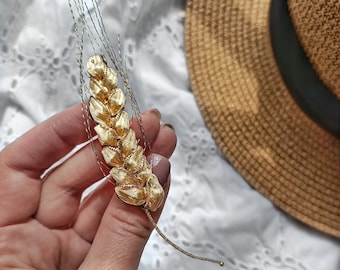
[2,103,92,179]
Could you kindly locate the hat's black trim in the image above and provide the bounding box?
[270,0,340,138]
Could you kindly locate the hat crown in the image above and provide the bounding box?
[288,0,340,99]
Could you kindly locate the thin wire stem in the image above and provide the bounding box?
[144,209,225,267]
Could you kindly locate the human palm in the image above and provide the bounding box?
[0,104,176,269]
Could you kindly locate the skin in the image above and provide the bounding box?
[0,103,177,270]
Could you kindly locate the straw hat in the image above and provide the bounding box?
[185,0,340,237]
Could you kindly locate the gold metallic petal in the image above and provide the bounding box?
[120,129,138,157]
[112,111,130,137]
[102,146,123,167]
[94,124,119,147]
[144,173,164,211]
[110,167,135,185]
[108,88,125,116]
[89,97,111,126]
[136,169,153,187]
[103,67,118,91]
[115,185,146,206]
[87,55,106,80]
[90,79,108,102]
[125,145,145,173]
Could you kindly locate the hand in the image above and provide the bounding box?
[0,104,176,270]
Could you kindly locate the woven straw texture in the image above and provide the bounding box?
[185,0,340,237]
[288,0,340,99]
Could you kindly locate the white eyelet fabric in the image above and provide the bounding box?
[0,1,339,270]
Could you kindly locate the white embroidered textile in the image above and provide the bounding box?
[0,1,339,270]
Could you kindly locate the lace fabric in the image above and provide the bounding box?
[0,1,339,270]
[0,0,79,148]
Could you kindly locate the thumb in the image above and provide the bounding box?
[79,153,171,270]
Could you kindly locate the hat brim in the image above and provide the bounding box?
[185,0,340,237]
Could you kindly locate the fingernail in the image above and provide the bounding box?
[163,123,175,132]
[147,108,161,120]
[147,153,170,187]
